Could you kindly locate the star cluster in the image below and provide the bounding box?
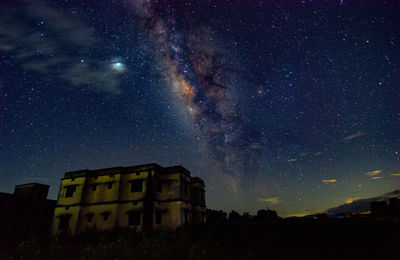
[0,0,399,217]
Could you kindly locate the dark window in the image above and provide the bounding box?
[92,184,97,191]
[65,185,76,198]
[184,182,188,195]
[157,181,162,193]
[128,211,141,225]
[131,180,143,192]
[87,214,93,223]
[107,182,113,189]
[136,172,140,176]
[58,215,70,231]
[156,211,162,225]
[102,212,110,221]
[184,210,188,223]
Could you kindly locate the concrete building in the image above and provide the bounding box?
[0,183,56,237]
[52,163,206,235]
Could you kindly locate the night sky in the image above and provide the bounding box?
[1,0,399,217]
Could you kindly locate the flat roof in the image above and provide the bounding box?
[63,163,197,179]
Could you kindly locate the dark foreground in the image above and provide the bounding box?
[1,219,399,259]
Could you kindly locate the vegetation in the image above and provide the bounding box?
[1,218,399,259]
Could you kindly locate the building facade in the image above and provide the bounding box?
[52,163,206,235]
[0,183,56,238]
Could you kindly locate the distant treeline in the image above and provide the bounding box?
[206,208,279,223]
[207,197,400,222]
[370,197,400,218]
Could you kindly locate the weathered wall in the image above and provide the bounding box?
[77,203,118,232]
[119,171,148,201]
[57,177,86,205]
[52,165,206,235]
[157,173,182,201]
[83,174,121,204]
[52,176,86,235]
[155,201,184,229]
[51,205,81,235]
[117,201,144,231]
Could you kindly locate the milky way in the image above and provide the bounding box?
[130,0,251,180]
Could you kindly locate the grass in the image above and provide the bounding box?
[0,218,399,259]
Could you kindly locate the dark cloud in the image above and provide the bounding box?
[338,131,367,142]
[384,189,400,197]
[0,1,121,94]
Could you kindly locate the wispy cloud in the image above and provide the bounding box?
[345,198,359,204]
[259,197,280,204]
[0,1,121,94]
[339,131,366,142]
[366,170,382,176]
[326,189,400,215]
[322,179,337,183]
[250,143,263,150]
[288,158,297,162]
[314,151,323,156]
[385,190,400,197]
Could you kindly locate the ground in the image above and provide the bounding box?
[1,219,399,259]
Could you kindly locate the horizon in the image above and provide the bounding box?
[1,163,398,218]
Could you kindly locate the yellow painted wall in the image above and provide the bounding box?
[51,205,81,235]
[57,177,86,205]
[119,171,148,201]
[52,167,206,235]
[117,201,144,231]
[83,174,121,204]
[157,173,191,201]
[154,201,190,229]
[78,204,118,232]
[52,176,86,235]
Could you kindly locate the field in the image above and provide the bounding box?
[1,219,399,259]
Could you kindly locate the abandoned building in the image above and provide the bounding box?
[52,163,206,235]
[0,183,56,237]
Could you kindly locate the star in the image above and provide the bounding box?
[111,60,125,73]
